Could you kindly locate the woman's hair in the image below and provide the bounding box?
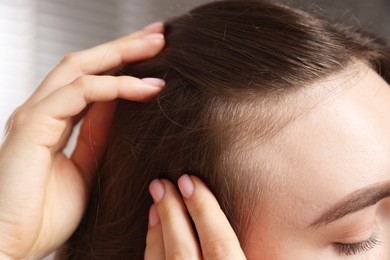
[56,0,390,258]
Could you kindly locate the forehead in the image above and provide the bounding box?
[254,62,390,228]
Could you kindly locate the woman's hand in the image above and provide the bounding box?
[0,22,165,259]
[145,175,247,260]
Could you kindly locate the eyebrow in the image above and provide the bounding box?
[309,179,390,228]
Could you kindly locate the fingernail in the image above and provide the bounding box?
[178,174,194,199]
[142,78,165,88]
[143,21,164,31]
[149,204,160,227]
[141,33,164,40]
[149,179,165,203]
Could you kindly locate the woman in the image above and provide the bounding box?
[1,0,390,259]
[0,10,242,260]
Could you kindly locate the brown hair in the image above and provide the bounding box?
[56,0,390,258]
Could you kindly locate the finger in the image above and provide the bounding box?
[142,21,165,34]
[145,204,165,260]
[115,21,164,41]
[98,22,165,76]
[41,75,164,119]
[149,179,202,260]
[56,33,165,75]
[17,76,164,149]
[60,21,163,76]
[29,27,165,105]
[178,175,246,260]
[70,101,117,190]
[123,21,165,39]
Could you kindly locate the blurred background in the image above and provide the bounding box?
[1,0,389,137]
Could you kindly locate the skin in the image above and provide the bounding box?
[0,24,168,259]
[244,62,390,259]
[0,22,246,260]
[147,62,390,259]
[1,22,389,260]
[146,175,246,260]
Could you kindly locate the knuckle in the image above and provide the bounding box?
[157,201,177,222]
[73,75,95,101]
[116,75,130,86]
[156,182,184,222]
[8,107,28,130]
[191,197,209,218]
[74,74,94,86]
[60,52,78,65]
[203,238,232,260]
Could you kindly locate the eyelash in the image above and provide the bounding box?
[334,234,381,256]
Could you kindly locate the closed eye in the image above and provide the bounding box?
[333,233,381,256]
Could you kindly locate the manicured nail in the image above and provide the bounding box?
[149,179,165,203]
[143,21,164,31]
[142,78,165,88]
[149,204,160,227]
[141,33,164,40]
[178,174,194,199]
